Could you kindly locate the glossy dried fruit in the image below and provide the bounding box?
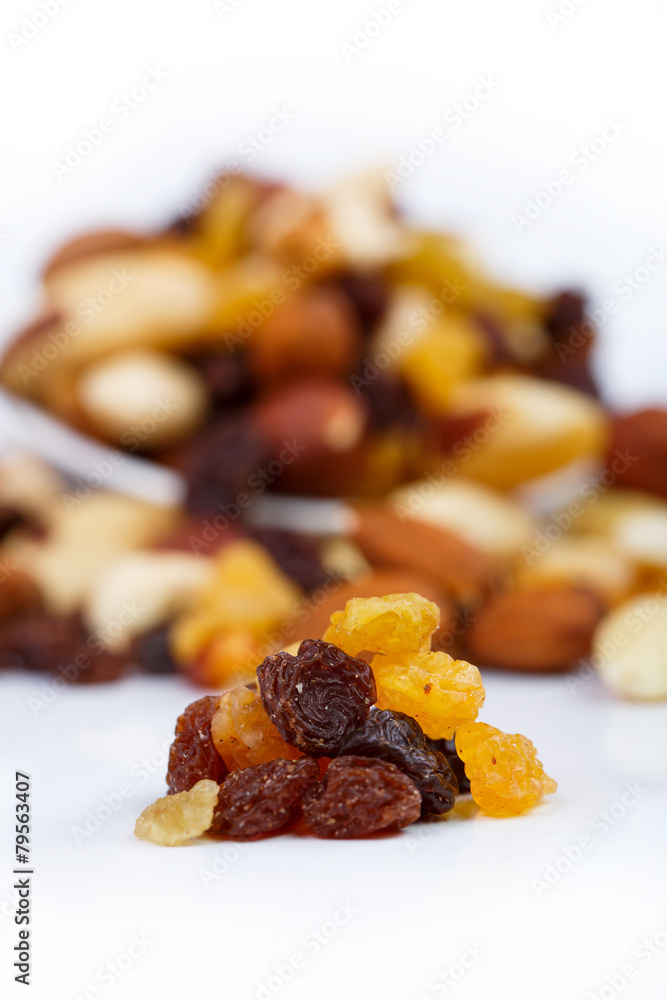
[210,756,319,839]
[303,755,421,838]
[372,649,485,741]
[324,592,440,660]
[338,708,457,815]
[135,779,219,846]
[167,696,228,794]
[211,684,302,770]
[257,639,377,755]
[427,737,471,795]
[455,722,557,817]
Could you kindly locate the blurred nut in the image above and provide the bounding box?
[390,477,537,561]
[254,378,366,456]
[594,592,667,700]
[322,170,412,267]
[319,537,371,582]
[516,537,636,607]
[246,287,360,385]
[83,551,215,651]
[444,374,609,488]
[76,349,207,449]
[0,569,42,622]
[0,453,64,523]
[606,408,667,501]
[3,493,178,614]
[351,504,494,606]
[43,230,145,278]
[466,586,604,671]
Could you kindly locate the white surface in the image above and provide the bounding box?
[1,669,666,1000]
[2,3,667,999]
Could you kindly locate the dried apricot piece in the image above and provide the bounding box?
[303,755,421,838]
[338,707,457,815]
[211,684,302,771]
[210,757,319,839]
[257,639,376,755]
[323,592,439,659]
[135,779,219,846]
[167,695,228,793]
[372,650,484,740]
[455,722,557,817]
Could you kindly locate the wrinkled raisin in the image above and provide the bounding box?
[251,527,329,594]
[257,639,377,756]
[338,708,457,815]
[426,737,470,795]
[455,722,557,817]
[211,684,302,771]
[180,413,266,516]
[167,696,228,794]
[210,756,319,839]
[303,755,421,838]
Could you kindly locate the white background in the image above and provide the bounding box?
[1,1,667,998]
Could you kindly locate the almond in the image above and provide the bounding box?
[606,408,667,501]
[351,505,494,606]
[466,586,604,672]
[594,593,667,700]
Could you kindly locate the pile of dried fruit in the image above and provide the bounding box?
[135,593,556,843]
[1,170,666,702]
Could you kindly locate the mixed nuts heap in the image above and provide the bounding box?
[0,170,666,701]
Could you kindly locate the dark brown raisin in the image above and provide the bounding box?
[257,639,377,756]
[166,696,228,794]
[0,506,23,541]
[131,625,177,674]
[303,755,421,838]
[336,271,389,334]
[544,290,588,343]
[186,350,252,409]
[251,527,329,594]
[356,371,421,432]
[180,413,267,516]
[0,612,128,682]
[338,707,457,815]
[210,756,319,840]
[426,736,470,794]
